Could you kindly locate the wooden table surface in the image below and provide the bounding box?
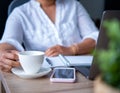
[0,70,94,93]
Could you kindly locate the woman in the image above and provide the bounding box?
[0,0,99,72]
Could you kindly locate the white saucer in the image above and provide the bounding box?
[11,67,52,79]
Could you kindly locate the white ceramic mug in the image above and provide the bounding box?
[18,51,44,74]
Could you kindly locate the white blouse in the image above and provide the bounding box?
[0,0,99,51]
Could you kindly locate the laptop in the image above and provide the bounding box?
[75,10,120,80]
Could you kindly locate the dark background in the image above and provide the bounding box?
[0,0,12,39]
[0,0,120,39]
[105,0,120,10]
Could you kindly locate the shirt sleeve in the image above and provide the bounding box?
[76,2,99,43]
[0,8,24,51]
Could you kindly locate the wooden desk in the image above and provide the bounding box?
[0,70,93,93]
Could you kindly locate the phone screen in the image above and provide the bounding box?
[52,68,74,78]
[50,68,76,82]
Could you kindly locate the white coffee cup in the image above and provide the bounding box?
[18,51,44,74]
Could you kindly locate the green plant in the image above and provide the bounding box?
[97,19,120,89]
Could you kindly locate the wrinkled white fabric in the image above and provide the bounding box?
[0,0,99,51]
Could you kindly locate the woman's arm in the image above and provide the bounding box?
[45,38,96,56]
[0,43,17,51]
[70,38,96,55]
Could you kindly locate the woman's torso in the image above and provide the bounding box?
[19,0,82,51]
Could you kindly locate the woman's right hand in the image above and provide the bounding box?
[0,50,20,72]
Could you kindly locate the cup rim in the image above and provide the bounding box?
[18,51,44,56]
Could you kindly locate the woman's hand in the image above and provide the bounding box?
[0,50,20,72]
[45,45,74,57]
[45,38,96,57]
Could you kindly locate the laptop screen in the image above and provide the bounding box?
[89,10,120,80]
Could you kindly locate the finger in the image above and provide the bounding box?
[10,51,19,60]
[10,50,19,54]
[50,53,59,57]
[0,64,3,71]
[10,50,19,56]
[2,68,12,72]
[47,52,59,57]
[0,61,12,72]
[1,56,20,67]
[0,52,20,67]
[2,52,18,61]
[45,49,55,56]
[6,60,20,67]
[2,69,11,72]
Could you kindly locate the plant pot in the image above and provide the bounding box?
[94,76,120,93]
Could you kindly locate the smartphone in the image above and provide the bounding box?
[50,67,76,83]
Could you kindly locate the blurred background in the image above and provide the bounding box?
[0,0,120,39]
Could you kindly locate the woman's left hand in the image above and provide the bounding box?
[45,45,74,57]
